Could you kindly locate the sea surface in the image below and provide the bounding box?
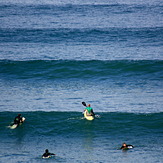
[0,0,163,162]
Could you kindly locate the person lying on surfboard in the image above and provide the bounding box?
[14,114,24,126]
[84,104,95,116]
[120,143,134,150]
[42,149,56,158]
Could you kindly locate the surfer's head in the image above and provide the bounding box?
[45,149,49,153]
[122,143,127,147]
[18,114,21,117]
[88,104,91,107]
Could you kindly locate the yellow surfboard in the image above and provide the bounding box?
[84,110,94,121]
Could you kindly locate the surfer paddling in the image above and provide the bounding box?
[8,114,25,129]
[120,143,134,150]
[42,149,56,158]
[14,114,25,126]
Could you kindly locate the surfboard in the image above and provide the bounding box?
[84,110,94,121]
[8,117,25,129]
[42,156,51,159]
[120,145,134,150]
[9,124,18,129]
[126,145,134,149]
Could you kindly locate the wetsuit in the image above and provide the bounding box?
[120,145,134,149]
[14,115,22,125]
[42,150,55,158]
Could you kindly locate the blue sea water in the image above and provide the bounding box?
[0,0,163,162]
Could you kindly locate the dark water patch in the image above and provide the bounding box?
[0,60,162,80]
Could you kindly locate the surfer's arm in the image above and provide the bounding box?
[20,117,25,123]
[91,109,95,116]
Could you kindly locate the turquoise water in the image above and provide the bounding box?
[0,112,163,162]
[0,0,163,162]
[0,60,163,113]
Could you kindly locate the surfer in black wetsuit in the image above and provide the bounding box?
[42,149,56,158]
[14,114,23,125]
[120,143,134,150]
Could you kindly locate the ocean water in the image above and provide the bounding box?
[0,112,163,163]
[0,0,163,162]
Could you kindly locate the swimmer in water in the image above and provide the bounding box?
[42,149,56,158]
[120,143,134,150]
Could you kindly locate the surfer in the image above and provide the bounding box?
[120,143,134,150]
[14,114,24,126]
[84,104,95,116]
[42,149,56,158]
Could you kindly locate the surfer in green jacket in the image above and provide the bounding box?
[84,104,95,116]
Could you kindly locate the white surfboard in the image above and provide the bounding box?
[127,145,134,149]
[84,110,94,121]
[9,124,18,129]
[42,156,51,159]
